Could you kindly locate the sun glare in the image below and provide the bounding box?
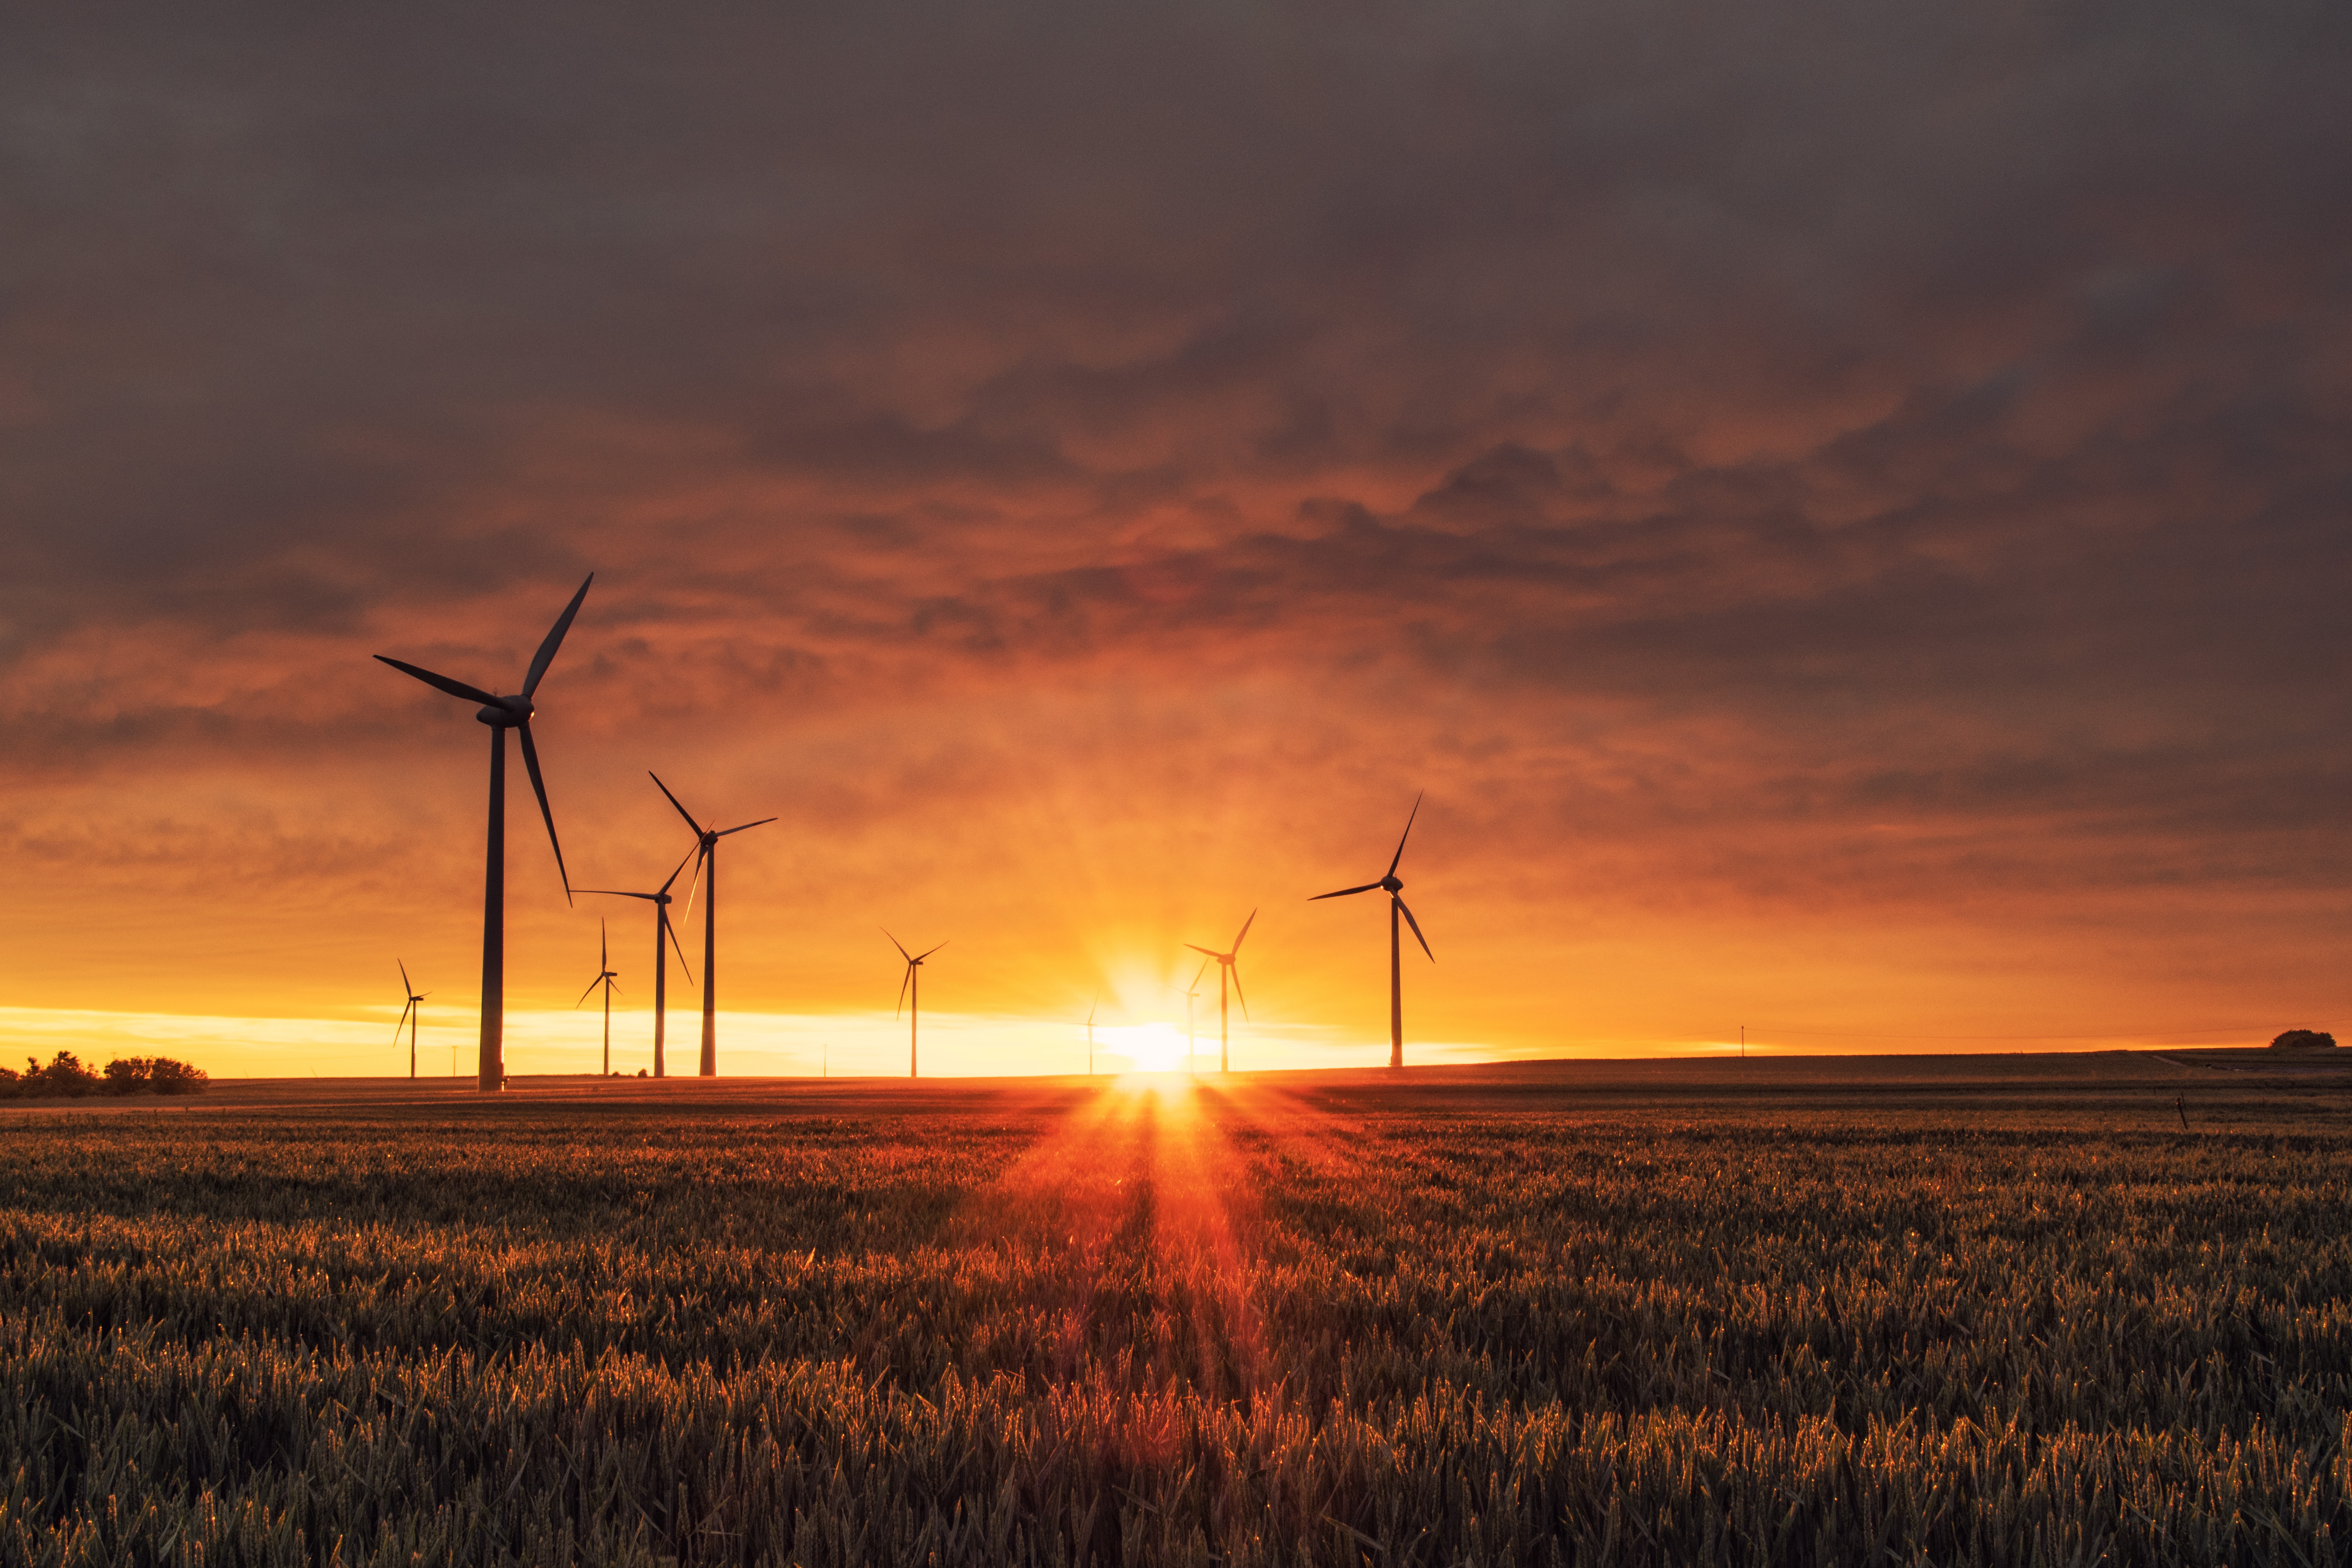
[1105,1021,1188,1073]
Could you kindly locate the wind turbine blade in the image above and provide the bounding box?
[1192,958,1211,989]
[1231,907,1257,953]
[1088,994,1097,1027]
[521,573,593,699]
[658,842,698,894]
[1385,791,1424,879]
[1184,943,1221,959]
[716,816,778,837]
[882,929,912,961]
[398,958,412,994]
[677,844,707,927]
[648,772,706,836]
[599,918,608,969]
[1397,896,1434,961]
[517,721,572,902]
[1231,963,1249,1021]
[375,656,498,706]
[577,975,603,1007]
[895,964,912,1020]
[916,941,948,961]
[577,888,657,901]
[663,910,695,985]
[1310,882,1383,901]
[395,999,415,1040]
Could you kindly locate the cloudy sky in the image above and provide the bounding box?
[4,1,2348,1076]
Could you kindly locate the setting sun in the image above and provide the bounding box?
[1103,1022,1191,1074]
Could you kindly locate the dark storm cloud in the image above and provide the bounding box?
[3,0,2349,893]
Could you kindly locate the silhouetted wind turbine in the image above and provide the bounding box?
[1311,792,1433,1068]
[578,846,697,1077]
[577,919,620,1076]
[651,774,775,1077]
[1185,910,1255,1073]
[887,932,946,1078]
[377,574,590,1091]
[395,961,428,1080]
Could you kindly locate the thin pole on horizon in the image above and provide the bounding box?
[376,574,591,1092]
[1311,792,1435,1068]
[651,775,774,1079]
[579,846,696,1079]
[1741,1024,1746,1059]
[1087,994,1097,1076]
[886,932,946,1078]
[1185,911,1255,1074]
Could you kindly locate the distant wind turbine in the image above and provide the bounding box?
[1185,910,1256,1073]
[1311,792,1433,1068]
[395,961,428,1080]
[377,574,591,1091]
[577,918,620,1076]
[886,932,946,1078]
[1086,993,1098,1076]
[578,846,697,1077]
[651,775,775,1077]
[1170,959,1209,1072]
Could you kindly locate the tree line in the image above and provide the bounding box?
[2,1051,207,1099]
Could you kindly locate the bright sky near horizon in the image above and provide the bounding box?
[3,4,2349,1078]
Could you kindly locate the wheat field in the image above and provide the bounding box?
[2,1057,2346,1565]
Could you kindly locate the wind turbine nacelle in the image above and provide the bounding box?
[474,697,532,727]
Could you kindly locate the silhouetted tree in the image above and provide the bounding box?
[2270,1029,2338,1051]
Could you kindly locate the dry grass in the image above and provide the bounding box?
[1,1058,2346,1565]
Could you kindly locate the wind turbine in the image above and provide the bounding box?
[377,574,590,1092]
[577,919,620,1076]
[578,846,697,1077]
[886,932,946,1078]
[650,774,775,1077]
[395,961,428,1079]
[1086,993,1098,1076]
[1169,959,1209,1072]
[1311,791,1433,1068]
[1185,910,1255,1073]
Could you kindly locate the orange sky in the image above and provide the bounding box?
[3,5,2349,1076]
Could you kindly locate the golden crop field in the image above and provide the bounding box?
[2,1055,2347,1566]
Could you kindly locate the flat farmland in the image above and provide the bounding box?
[3,1053,2348,1566]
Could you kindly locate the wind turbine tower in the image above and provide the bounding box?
[1311,792,1435,1069]
[377,575,591,1091]
[651,775,775,1077]
[887,932,946,1078]
[1185,910,1255,1073]
[577,919,621,1076]
[395,962,428,1079]
[580,847,696,1076]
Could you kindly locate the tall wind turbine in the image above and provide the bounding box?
[1311,792,1433,1069]
[650,775,775,1077]
[577,919,620,1076]
[395,961,428,1079]
[377,574,590,1091]
[579,846,697,1077]
[1185,910,1255,1073]
[886,932,946,1078]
